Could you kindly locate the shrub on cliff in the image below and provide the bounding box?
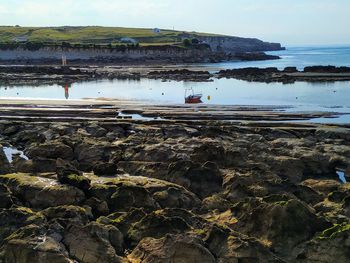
[62,41,72,48]
[0,42,20,50]
[24,42,44,51]
[183,39,191,47]
[191,38,199,44]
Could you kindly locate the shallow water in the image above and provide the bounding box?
[3,147,29,163]
[2,78,350,110]
[201,46,350,70]
[337,171,347,184]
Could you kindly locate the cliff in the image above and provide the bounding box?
[0,45,214,63]
[197,36,284,53]
[0,44,279,64]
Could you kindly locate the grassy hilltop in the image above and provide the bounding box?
[0,26,221,45]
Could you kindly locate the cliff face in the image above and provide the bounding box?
[197,36,284,53]
[0,46,213,63]
[0,37,284,63]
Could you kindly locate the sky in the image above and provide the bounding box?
[0,0,349,45]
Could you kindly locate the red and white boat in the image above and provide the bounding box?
[185,88,203,104]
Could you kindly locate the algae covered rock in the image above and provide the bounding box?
[93,162,118,176]
[26,141,74,161]
[127,209,191,246]
[203,225,285,263]
[295,223,350,262]
[128,234,216,263]
[233,198,331,256]
[42,205,92,226]
[1,224,73,263]
[57,173,91,191]
[0,207,46,243]
[0,174,85,209]
[63,222,124,263]
[110,183,159,212]
[167,160,223,198]
[0,183,14,208]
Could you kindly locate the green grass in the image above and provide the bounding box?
[0,26,224,45]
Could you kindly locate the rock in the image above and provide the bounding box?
[0,183,14,208]
[292,184,324,205]
[98,209,147,238]
[204,226,284,262]
[271,156,305,184]
[152,186,200,209]
[63,222,124,263]
[41,205,92,226]
[109,183,159,212]
[88,184,118,202]
[283,67,298,73]
[84,197,109,217]
[1,224,73,263]
[3,115,350,261]
[86,124,108,138]
[56,158,82,177]
[295,223,350,262]
[26,142,74,161]
[232,199,331,257]
[127,209,191,246]
[167,161,223,199]
[0,207,46,243]
[93,162,118,176]
[1,125,21,136]
[128,234,216,263]
[302,179,341,195]
[57,173,91,192]
[31,158,58,173]
[202,194,231,212]
[74,142,106,171]
[298,151,335,178]
[12,157,35,173]
[0,174,85,209]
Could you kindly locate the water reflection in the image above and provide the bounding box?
[1,78,350,115]
[63,84,70,99]
[64,84,69,99]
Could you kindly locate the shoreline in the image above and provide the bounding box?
[1,65,350,85]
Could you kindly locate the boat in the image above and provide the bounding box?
[185,88,203,104]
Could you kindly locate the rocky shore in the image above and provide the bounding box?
[218,66,350,83]
[0,102,349,262]
[1,65,350,85]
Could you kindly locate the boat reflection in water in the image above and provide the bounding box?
[63,84,70,99]
[185,88,203,104]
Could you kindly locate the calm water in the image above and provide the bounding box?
[1,78,350,111]
[1,46,350,123]
[203,46,350,70]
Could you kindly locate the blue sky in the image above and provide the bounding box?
[0,0,349,45]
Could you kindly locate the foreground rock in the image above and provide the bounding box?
[0,117,349,262]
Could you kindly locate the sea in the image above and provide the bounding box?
[1,46,350,123]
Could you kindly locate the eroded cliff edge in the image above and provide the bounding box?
[0,35,283,64]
